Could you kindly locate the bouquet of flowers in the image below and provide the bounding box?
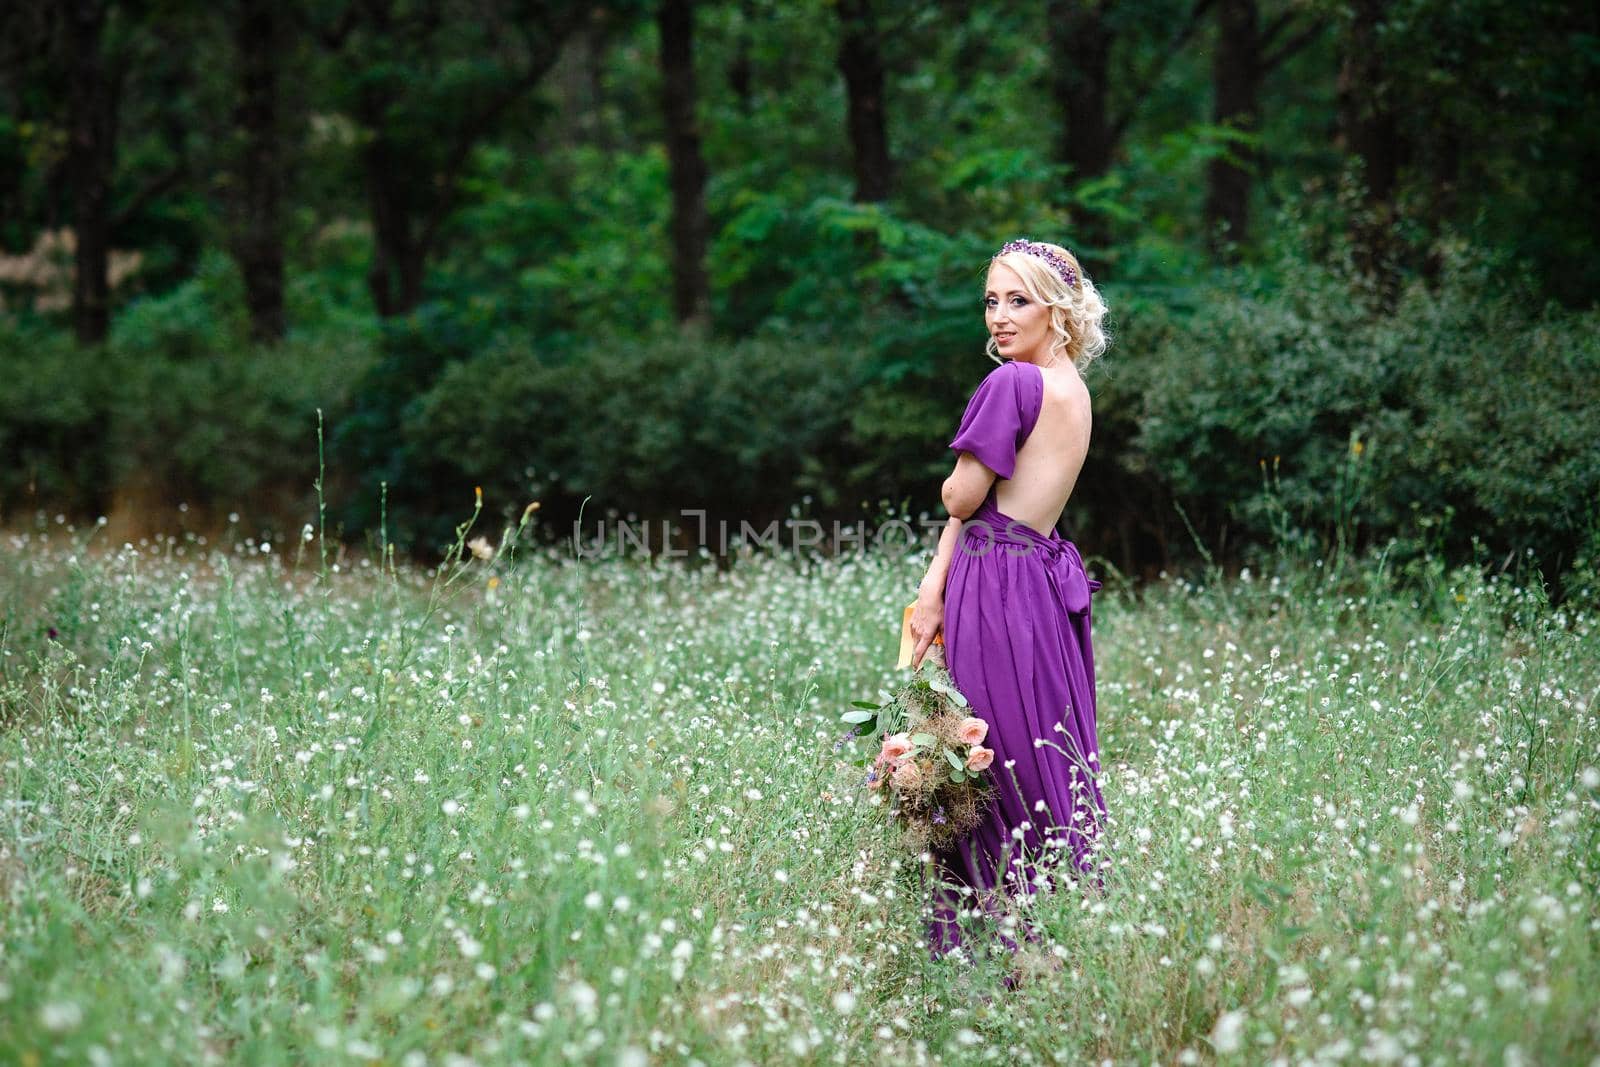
[841,644,997,853]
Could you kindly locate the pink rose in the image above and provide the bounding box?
[965,746,994,772]
[956,717,989,746]
[891,760,923,791]
[880,733,913,763]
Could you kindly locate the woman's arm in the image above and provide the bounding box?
[909,516,964,668]
[919,515,964,599]
[941,452,998,520]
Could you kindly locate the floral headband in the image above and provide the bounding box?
[993,238,1079,289]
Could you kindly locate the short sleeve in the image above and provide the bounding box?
[947,361,1041,479]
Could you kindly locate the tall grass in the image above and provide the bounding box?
[2,514,1596,1064]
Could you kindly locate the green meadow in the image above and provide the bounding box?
[3,518,1597,1065]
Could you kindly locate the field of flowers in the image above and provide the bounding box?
[3,516,1598,1065]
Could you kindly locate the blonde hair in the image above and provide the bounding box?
[983,242,1109,371]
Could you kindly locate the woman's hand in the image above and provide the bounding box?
[909,589,944,669]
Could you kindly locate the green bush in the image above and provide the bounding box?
[1116,234,1600,575]
[324,301,507,552]
[410,323,880,547]
[6,215,1594,586]
[1392,241,1600,570]
[103,251,378,523]
[0,324,109,519]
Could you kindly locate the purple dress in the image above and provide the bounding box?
[927,359,1107,961]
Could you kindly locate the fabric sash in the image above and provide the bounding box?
[961,497,1101,616]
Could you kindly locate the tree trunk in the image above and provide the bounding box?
[585,11,614,150]
[1046,0,1114,251]
[1047,0,1114,183]
[231,0,286,342]
[1337,0,1401,289]
[728,0,754,116]
[66,0,116,345]
[945,0,985,138]
[658,0,709,326]
[837,0,891,203]
[360,131,427,318]
[1204,0,1260,259]
[1419,123,1459,284]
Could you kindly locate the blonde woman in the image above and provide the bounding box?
[909,239,1110,975]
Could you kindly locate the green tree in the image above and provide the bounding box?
[313,0,598,316]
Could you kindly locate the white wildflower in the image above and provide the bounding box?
[1211,1010,1245,1054]
[40,1001,83,1032]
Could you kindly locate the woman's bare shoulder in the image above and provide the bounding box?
[1040,364,1091,406]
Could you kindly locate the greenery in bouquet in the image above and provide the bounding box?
[841,649,997,853]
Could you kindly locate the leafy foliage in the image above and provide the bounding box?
[0,325,107,518]
[0,0,1594,585]
[1115,231,1600,573]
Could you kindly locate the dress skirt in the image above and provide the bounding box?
[925,494,1107,960]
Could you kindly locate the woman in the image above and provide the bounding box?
[908,238,1110,970]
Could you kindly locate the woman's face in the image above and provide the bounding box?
[984,262,1050,363]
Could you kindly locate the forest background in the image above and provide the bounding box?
[1,0,1597,583]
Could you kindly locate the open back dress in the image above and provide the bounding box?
[927,358,1107,961]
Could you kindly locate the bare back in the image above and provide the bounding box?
[994,363,1091,536]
